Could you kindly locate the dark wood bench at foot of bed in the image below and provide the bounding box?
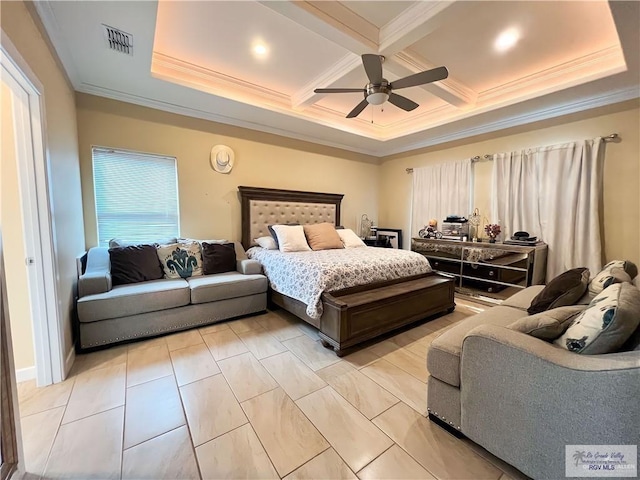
[269,273,455,356]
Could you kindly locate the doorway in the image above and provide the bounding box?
[1,40,64,386]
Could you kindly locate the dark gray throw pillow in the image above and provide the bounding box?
[528,267,590,315]
[109,244,164,285]
[202,242,237,275]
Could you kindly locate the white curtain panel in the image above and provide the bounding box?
[411,159,472,236]
[491,138,604,280]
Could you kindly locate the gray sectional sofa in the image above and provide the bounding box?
[427,286,640,479]
[76,241,268,350]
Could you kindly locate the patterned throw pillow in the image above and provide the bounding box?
[588,260,638,295]
[156,242,203,279]
[554,282,640,354]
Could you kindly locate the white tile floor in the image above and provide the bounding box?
[15,302,530,479]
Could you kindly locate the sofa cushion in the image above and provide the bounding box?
[156,242,204,278]
[554,282,640,354]
[508,305,586,340]
[428,305,527,387]
[188,273,267,304]
[527,268,590,315]
[77,279,190,323]
[202,242,236,274]
[109,244,164,285]
[500,285,545,310]
[588,260,638,295]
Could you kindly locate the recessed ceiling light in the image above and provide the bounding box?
[252,43,268,58]
[494,27,520,53]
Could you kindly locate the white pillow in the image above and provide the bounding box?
[337,228,367,248]
[255,236,277,250]
[271,225,311,252]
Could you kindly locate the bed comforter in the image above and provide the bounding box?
[246,247,432,319]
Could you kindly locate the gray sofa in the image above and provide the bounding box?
[427,286,640,479]
[76,241,268,350]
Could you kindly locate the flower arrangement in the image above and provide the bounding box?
[484,223,501,242]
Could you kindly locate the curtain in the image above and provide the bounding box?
[411,159,472,236]
[491,139,604,280]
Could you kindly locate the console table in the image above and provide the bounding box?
[411,238,547,300]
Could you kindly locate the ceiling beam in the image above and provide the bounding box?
[258,1,376,53]
[378,1,455,56]
[291,53,362,109]
[275,0,476,111]
[387,50,477,107]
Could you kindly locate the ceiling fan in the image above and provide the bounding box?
[314,54,449,118]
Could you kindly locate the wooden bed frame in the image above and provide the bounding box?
[238,186,455,356]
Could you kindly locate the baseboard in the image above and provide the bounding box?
[64,346,76,379]
[15,366,36,383]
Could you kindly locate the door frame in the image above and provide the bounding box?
[1,232,22,480]
[1,31,64,386]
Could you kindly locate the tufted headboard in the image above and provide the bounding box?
[238,186,344,249]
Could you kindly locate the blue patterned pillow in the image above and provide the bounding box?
[156,242,203,279]
[554,282,640,354]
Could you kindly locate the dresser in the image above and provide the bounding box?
[411,238,547,298]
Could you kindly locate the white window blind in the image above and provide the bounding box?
[92,147,180,246]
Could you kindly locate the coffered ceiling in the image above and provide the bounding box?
[35,1,639,156]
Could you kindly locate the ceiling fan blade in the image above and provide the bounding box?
[390,66,449,90]
[346,99,369,118]
[362,54,383,84]
[314,88,366,94]
[388,93,419,112]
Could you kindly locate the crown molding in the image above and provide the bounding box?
[32,0,81,88]
[152,52,290,106]
[480,45,627,105]
[291,53,362,109]
[379,87,640,157]
[76,82,383,157]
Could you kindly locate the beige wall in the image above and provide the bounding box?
[379,101,640,267]
[2,0,85,374]
[76,94,379,247]
[1,81,35,371]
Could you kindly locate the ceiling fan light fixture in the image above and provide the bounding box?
[366,92,388,105]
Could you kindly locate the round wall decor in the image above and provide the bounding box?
[210,145,235,174]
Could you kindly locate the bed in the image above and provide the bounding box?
[239,186,455,355]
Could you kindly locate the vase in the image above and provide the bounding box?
[489,237,496,243]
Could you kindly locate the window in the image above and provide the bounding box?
[92,147,180,246]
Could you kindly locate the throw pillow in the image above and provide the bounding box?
[508,305,586,340]
[588,260,638,295]
[527,267,590,315]
[303,223,344,251]
[202,242,237,274]
[268,223,299,248]
[109,245,164,285]
[156,242,204,279]
[271,225,311,252]
[255,236,277,250]
[336,228,367,248]
[554,282,640,354]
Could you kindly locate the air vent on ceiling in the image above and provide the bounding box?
[102,24,133,56]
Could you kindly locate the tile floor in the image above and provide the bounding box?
[14,299,529,480]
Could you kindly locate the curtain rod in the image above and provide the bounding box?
[405,133,619,173]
